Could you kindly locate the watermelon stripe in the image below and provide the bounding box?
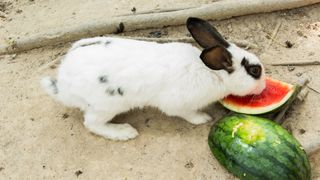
[279,137,308,169]
[279,139,310,179]
[262,153,299,179]
[210,139,272,179]
[264,149,303,179]
[281,152,307,179]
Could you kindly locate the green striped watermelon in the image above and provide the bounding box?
[220,78,297,115]
[208,114,311,180]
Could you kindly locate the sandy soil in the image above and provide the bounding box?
[1,0,320,179]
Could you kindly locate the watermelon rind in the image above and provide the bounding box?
[220,80,296,115]
[208,114,311,180]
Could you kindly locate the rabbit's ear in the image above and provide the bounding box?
[200,46,233,73]
[186,17,229,48]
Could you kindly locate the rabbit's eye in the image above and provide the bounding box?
[248,65,262,79]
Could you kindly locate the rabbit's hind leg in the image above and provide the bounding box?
[83,110,138,141]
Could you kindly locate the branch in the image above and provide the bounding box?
[270,61,320,66]
[1,0,320,55]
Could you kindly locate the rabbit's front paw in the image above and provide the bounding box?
[182,112,212,125]
[111,123,139,141]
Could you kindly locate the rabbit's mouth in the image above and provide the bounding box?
[250,80,267,95]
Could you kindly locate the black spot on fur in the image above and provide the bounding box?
[106,88,115,95]
[241,57,262,79]
[117,87,124,96]
[79,41,101,47]
[105,41,111,46]
[98,75,108,83]
[50,79,58,94]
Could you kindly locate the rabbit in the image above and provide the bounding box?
[41,17,266,141]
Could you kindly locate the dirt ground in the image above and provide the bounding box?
[1,0,320,179]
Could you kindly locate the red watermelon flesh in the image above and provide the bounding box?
[221,78,296,114]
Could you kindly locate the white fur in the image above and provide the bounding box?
[41,37,265,141]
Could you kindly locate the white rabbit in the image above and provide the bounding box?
[41,17,266,141]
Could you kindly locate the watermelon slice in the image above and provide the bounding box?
[220,78,297,114]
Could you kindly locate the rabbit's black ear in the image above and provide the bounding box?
[186,17,229,48]
[200,46,233,73]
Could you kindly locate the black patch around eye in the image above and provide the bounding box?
[241,57,262,79]
[247,65,262,79]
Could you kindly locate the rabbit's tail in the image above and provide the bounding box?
[41,76,59,99]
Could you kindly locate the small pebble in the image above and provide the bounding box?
[185,161,194,169]
[257,22,262,29]
[297,31,307,38]
[9,54,17,60]
[285,41,293,48]
[145,118,151,127]
[16,9,22,14]
[296,72,303,77]
[287,66,295,72]
[227,24,233,32]
[308,52,315,56]
[75,170,83,177]
[0,11,7,18]
[49,65,56,69]
[299,129,306,134]
[149,30,162,38]
[265,68,272,74]
[62,113,69,119]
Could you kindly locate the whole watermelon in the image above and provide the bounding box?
[208,114,311,180]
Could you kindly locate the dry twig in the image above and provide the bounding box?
[267,21,282,48]
[307,85,320,95]
[270,61,320,66]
